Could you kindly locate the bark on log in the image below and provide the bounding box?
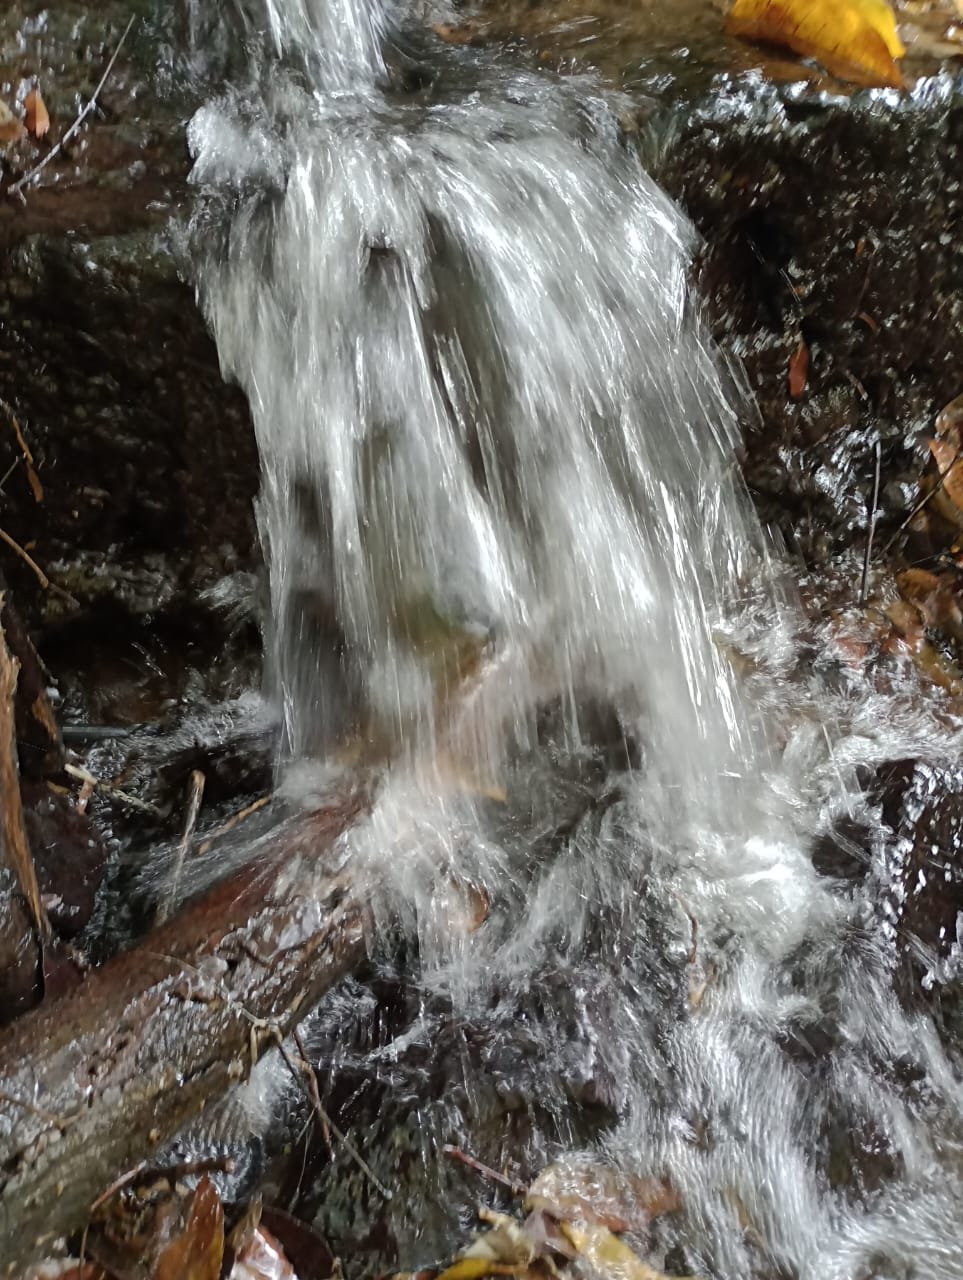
[0,793,373,1274]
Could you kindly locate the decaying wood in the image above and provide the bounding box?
[0,600,50,944]
[0,793,373,1274]
[0,587,64,781]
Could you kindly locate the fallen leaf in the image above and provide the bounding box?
[431,21,486,44]
[436,1259,525,1280]
[440,877,491,934]
[231,1225,299,1279]
[153,1176,225,1280]
[437,1209,538,1280]
[0,98,24,144]
[788,340,809,399]
[726,0,906,87]
[926,436,963,530]
[257,1206,335,1280]
[24,88,50,139]
[936,392,963,443]
[882,600,963,696]
[559,1220,698,1280]
[897,568,963,643]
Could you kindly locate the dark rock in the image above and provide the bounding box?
[0,1,260,643]
[463,2,963,564]
[21,778,105,940]
[0,883,39,1025]
[874,758,963,986]
[658,78,963,562]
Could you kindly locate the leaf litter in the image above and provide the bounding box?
[432,1159,691,1280]
[24,1158,690,1280]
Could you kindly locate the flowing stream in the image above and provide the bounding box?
[185,3,963,1277]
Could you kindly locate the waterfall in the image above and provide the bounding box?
[187,5,963,1278]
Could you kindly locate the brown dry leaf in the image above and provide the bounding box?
[441,877,491,934]
[788,340,809,399]
[882,599,963,696]
[525,1162,680,1234]
[926,436,963,530]
[24,88,50,139]
[153,1176,225,1280]
[559,1220,698,1280]
[936,392,963,442]
[431,20,487,44]
[726,0,905,86]
[0,98,24,144]
[897,568,963,643]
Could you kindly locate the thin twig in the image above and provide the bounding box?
[859,438,882,606]
[2,399,43,503]
[197,793,272,855]
[0,456,20,492]
[9,16,137,200]
[442,1145,528,1197]
[64,761,162,817]
[0,1087,73,1130]
[89,1154,233,1214]
[0,525,77,605]
[0,526,50,589]
[882,445,963,557]
[293,1027,331,1151]
[157,770,205,924]
[147,948,392,1200]
[278,1035,393,1201]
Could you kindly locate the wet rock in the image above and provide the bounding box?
[0,882,39,1025]
[1,1,958,627]
[0,1,259,645]
[466,2,963,564]
[657,78,963,563]
[0,227,259,628]
[875,758,963,990]
[21,778,104,940]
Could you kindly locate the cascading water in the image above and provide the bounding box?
[186,3,963,1278]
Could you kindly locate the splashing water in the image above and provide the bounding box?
[187,4,963,1278]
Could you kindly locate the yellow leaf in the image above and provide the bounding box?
[725,0,905,87]
[436,1210,537,1280]
[436,1261,526,1280]
[559,1221,698,1280]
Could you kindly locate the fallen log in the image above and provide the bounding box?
[0,792,373,1275]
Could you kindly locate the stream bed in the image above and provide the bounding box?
[1,3,962,1279]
